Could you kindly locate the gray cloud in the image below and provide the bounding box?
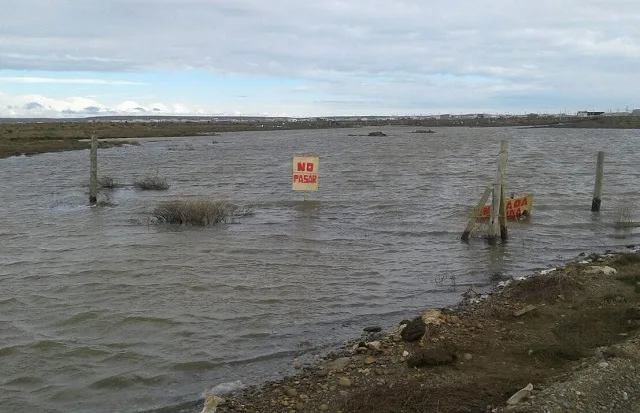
[1,0,640,113]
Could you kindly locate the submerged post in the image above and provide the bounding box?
[89,134,98,204]
[591,151,605,212]
[498,140,509,240]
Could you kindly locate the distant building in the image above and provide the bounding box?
[577,111,605,117]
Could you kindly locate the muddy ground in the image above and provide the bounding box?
[181,249,640,413]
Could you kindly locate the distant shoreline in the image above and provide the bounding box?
[1,116,639,158]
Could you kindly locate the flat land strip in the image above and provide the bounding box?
[2,115,640,159]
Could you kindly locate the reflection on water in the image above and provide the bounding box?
[1,127,639,413]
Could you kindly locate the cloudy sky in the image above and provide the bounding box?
[1,0,639,117]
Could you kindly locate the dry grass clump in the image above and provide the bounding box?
[152,199,245,226]
[612,199,640,229]
[506,271,584,304]
[97,176,119,189]
[134,175,170,190]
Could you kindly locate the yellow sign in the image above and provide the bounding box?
[292,155,319,191]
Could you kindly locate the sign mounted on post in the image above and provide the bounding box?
[292,155,319,191]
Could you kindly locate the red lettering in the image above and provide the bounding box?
[506,201,512,210]
[297,162,306,172]
[515,208,521,216]
[514,199,521,208]
[306,163,314,172]
[312,175,317,183]
[521,197,528,206]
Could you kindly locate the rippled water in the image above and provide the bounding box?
[1,126,639,412]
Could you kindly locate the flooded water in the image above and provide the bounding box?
[1,126,639,413]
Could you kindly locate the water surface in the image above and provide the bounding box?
[1,126,639,412]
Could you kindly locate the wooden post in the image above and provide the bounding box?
[461,185,492,241]
[89,134,98,204]
[488,183,501,239]
[498,140,509,240]
[591,151,605,212]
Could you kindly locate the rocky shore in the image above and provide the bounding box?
[186,248,640,413]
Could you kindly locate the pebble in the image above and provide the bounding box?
[338,377,352,387]
[319,404,328,411]
[284,387,298,397]
[315,369,328,377]
[364,326,382,332]
[598,362,610,369]
[623,391,629,401]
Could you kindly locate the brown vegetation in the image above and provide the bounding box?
[97,176,120,189]
[134,175,170,190]
[152,199,243,226]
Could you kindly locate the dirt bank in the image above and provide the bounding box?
[188,249,640,413]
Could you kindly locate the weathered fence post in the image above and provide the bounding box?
[591,151,605,212]
[498,140,509,240]
[488,183,501,240]
[89,134,98,204]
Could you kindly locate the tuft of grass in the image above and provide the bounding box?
[134,175,170,190]
[611,252,640,267]
[152,198,248,226]
[612,200,640,229]
[97,176,119,189]
[508,272,583,304]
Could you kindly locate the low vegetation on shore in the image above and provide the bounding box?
[203,250,640,413]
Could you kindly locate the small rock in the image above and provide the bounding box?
[284,387,298,397]
[514,305,537,317]
[463,353,473,361]
[315,369,329,377]
[294,361,303,369]
[584,265,617,275]
[329,357,351,372]
[319,404,328,411]
[598,361,610,369]
[364,326,382,333]
[366,341,382,351]
[623,391,629,401]
[338,377,352,387]
[364,356,376,365]
[506,383,534,405]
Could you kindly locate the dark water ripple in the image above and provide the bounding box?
[1,127,639,412]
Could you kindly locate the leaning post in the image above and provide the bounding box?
[591,151,605,212]
[461,185,492,242]
[89,134,98,204]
